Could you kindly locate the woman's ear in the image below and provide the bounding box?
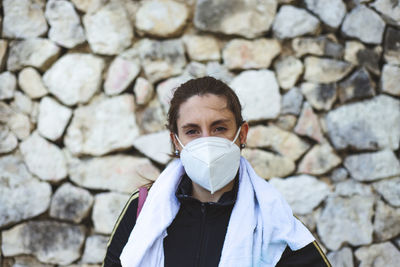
[170,132,181,151]
[239,121,249,145]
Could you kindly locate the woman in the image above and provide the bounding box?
[103,77,331,267]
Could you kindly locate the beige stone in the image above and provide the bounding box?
[242,148,295,179]
[298,143,342,175]
[135,0,188,37]
[274,56,303,90]
[247,125,309,161]
[133,77,154,106]
[223,39,281,70]
[304,56,353,83]
[0,40,7,71]
[18,67,48,99]
[183,35,220,62]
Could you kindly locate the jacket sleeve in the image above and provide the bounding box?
[102,190,139,267]
[276,241,332,267]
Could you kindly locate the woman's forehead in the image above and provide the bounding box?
[177,94,235,124]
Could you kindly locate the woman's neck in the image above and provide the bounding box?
[191,179,236,203]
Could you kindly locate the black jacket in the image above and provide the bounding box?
[103,175,331,267]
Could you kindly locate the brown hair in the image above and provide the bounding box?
[166,76,244,135]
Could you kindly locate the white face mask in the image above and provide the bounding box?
[175,127,241,194]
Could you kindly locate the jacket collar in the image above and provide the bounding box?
[175,173,239,206]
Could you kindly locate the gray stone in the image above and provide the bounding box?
[11,255,54,267]
[136,97,167,134]
[373,200,400,241]
[344,150,400,181]
[183,35,220,62]
[292,36,344,58]
[330,167,348,182]
[2,0,48,38]
[242,148,295,179]
[294,102,325,143]
[355,242,400,267]
[222,38,281,70]
[334,180,373,197]
[274,56,303,90]
[281,87,303,115]
[135,0,188,37]
[344,41,382,75]
[269,175,330,215]
[137,38,186,83]
[381,64,400,96]
[20,131,67,182]
[64,94,139,156]
[316,195,374,250]
[83,3,133,55]
[38,97,72,141]
[246,125,309,161]
[43,53,105,106]
[300,82,337,111]
[71,0,107,13]
[325,95,400,150]
[304,56,353,83]
[371,0,400,26]
[0,102,14,124]
[7,38,61,72]
[194,0,278,38]
[0,153,52,227]
[1,221,85,265]
[305,0,346,28]
[18,67,48,99]
[133,130,172,165]
[338,68,375,103]
[384,27,400,65]
[0,124,18,154]
[133,77,154,106]
[104,54,140,96]
[92,192,130,234]
[50,182,94,223]
[298,143,341,175]
[81,235,108,264]
[45,0,86,48]
[272,5,320,39]
[341,5,385,44]
[327,247,354,267]
[230,70,281,121]
[10,91,33,116]
[206,61,235,84]
[67,153,159,193]
[275,115,297,131]
[0,71,16,100]
[373,177,400,207]
[182,62,207,79]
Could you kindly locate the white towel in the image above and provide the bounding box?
[120,157,315,267]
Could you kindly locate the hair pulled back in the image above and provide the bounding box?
[167,76,244,135]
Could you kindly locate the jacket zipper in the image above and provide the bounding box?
[195,203,207,267]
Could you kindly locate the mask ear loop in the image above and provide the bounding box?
[175,134,185,149]
[231,126,242,144]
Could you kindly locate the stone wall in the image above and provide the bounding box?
[0,0,400,266]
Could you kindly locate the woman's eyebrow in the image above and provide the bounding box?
[181,123,199,130]
[210,119,231,126]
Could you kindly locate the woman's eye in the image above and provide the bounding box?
[186,129,198,135]
[214,127,227,133]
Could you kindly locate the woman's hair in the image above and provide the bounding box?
[166,76,244,135]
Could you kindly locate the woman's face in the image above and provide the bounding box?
[171,93,248,150]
